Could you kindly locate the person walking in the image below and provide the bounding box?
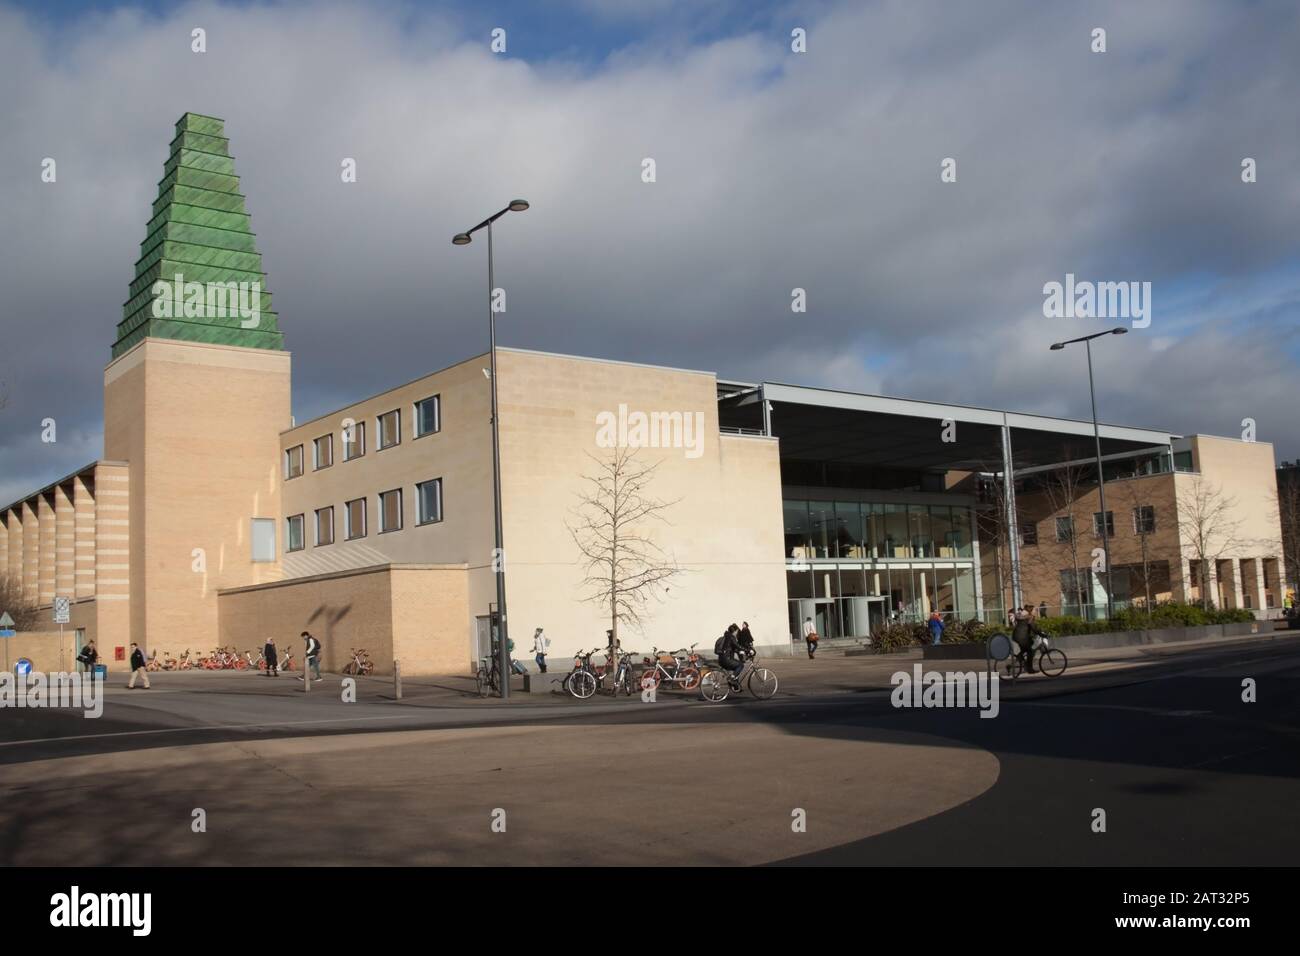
[298,631,322,681]
[532,627,550,673]
[802,616,819,659]
[126,642,151,689]
[928,610,945,646]
[263,636,279,677]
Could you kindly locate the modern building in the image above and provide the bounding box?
[0,113,1288,673]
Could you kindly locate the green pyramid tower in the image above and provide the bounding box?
[113,113,284,357]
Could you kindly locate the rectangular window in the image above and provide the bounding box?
[378,409,401,450]
[1019,518,1038,546]
[344,420,365,460]
[1133,505,1156,534]
[285,445,304,480]
[251,518,276,562]
[417,478,443,525]
[286,514,305,552]
[315,506,334,546]
[1055,517,1074,542]
[345,497,367,540]
[415,395,441,438]
[1093,511,1115,537]
[379,488,402,532]
[314,434,333,470]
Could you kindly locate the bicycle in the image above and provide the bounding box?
[609,649,642,697]
[700,655,778,702]
[343,647,374,676]
[1007,634,1067,679]
[475,656,501,698]
[638,645,703,691]
[563,648,605,700]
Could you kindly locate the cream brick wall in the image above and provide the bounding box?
[217,564,468,675]
[104,339,291,653]
[493,349,789,661]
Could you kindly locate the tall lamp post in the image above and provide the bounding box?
[1050,327,1127,621]
[454,199,529,698]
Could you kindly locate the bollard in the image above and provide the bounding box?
[304,657,309,694]
[394,659,402,700]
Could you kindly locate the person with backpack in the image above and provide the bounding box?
[298,631,322,682]
[126,642,151,689]
[714,624,745,688]
[263,636,279,677]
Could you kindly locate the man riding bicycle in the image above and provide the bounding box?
[715,623,745,688]
[1011,607,1044,674]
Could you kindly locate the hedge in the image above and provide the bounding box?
[868,602,1256,651]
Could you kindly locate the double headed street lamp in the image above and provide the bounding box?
[1050,327,1127,621]
[453,199,529,698]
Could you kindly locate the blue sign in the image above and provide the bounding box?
[0,629,15,639]
[14,659,31,676]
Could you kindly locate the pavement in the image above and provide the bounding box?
[0,629,1296,865]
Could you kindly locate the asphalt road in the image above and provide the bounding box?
[0,636,1296,865]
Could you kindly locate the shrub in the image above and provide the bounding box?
[870,622,926,652]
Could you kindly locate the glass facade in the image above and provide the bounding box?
[783,497,981,638]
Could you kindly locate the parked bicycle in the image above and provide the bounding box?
[638,645,703,691]
[563,647,608,700]
[700,654,778,702]
[1006,634,1068,679]
[342,647,374,676]
[476,656,501,698]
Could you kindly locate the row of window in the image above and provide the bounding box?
[285,478,444,551]
[1025,506,1156,545]
[784,500,975,560]
[284,395,441,479]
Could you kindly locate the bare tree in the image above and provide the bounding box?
[1020,462,1095,616]
[567,448,682,656]
[1110,478,1157,616]
[1177,476,1249,609]
[0,572,41,631]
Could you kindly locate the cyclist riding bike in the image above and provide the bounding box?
[737,621,756,660]
[714,623,745,688]
[1011,607,1044,674]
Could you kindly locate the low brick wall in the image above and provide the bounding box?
[217,563,470,676]
[0,630,99,673]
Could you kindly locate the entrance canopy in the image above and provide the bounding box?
[718,381,1175,475]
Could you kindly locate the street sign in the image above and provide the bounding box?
[0,612,14,628]
[0,630,14,639]
[53,597,70,625]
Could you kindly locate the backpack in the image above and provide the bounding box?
[714,634,730,657]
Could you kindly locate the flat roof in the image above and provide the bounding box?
[721,382,1175,472]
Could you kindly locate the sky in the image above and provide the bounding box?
[2,0,1299,506]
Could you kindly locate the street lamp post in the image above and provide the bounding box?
[454,199,529,698]
[1050,327,1127,621]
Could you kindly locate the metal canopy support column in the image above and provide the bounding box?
[1000,419,1023,612]
[761,385,772,437]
